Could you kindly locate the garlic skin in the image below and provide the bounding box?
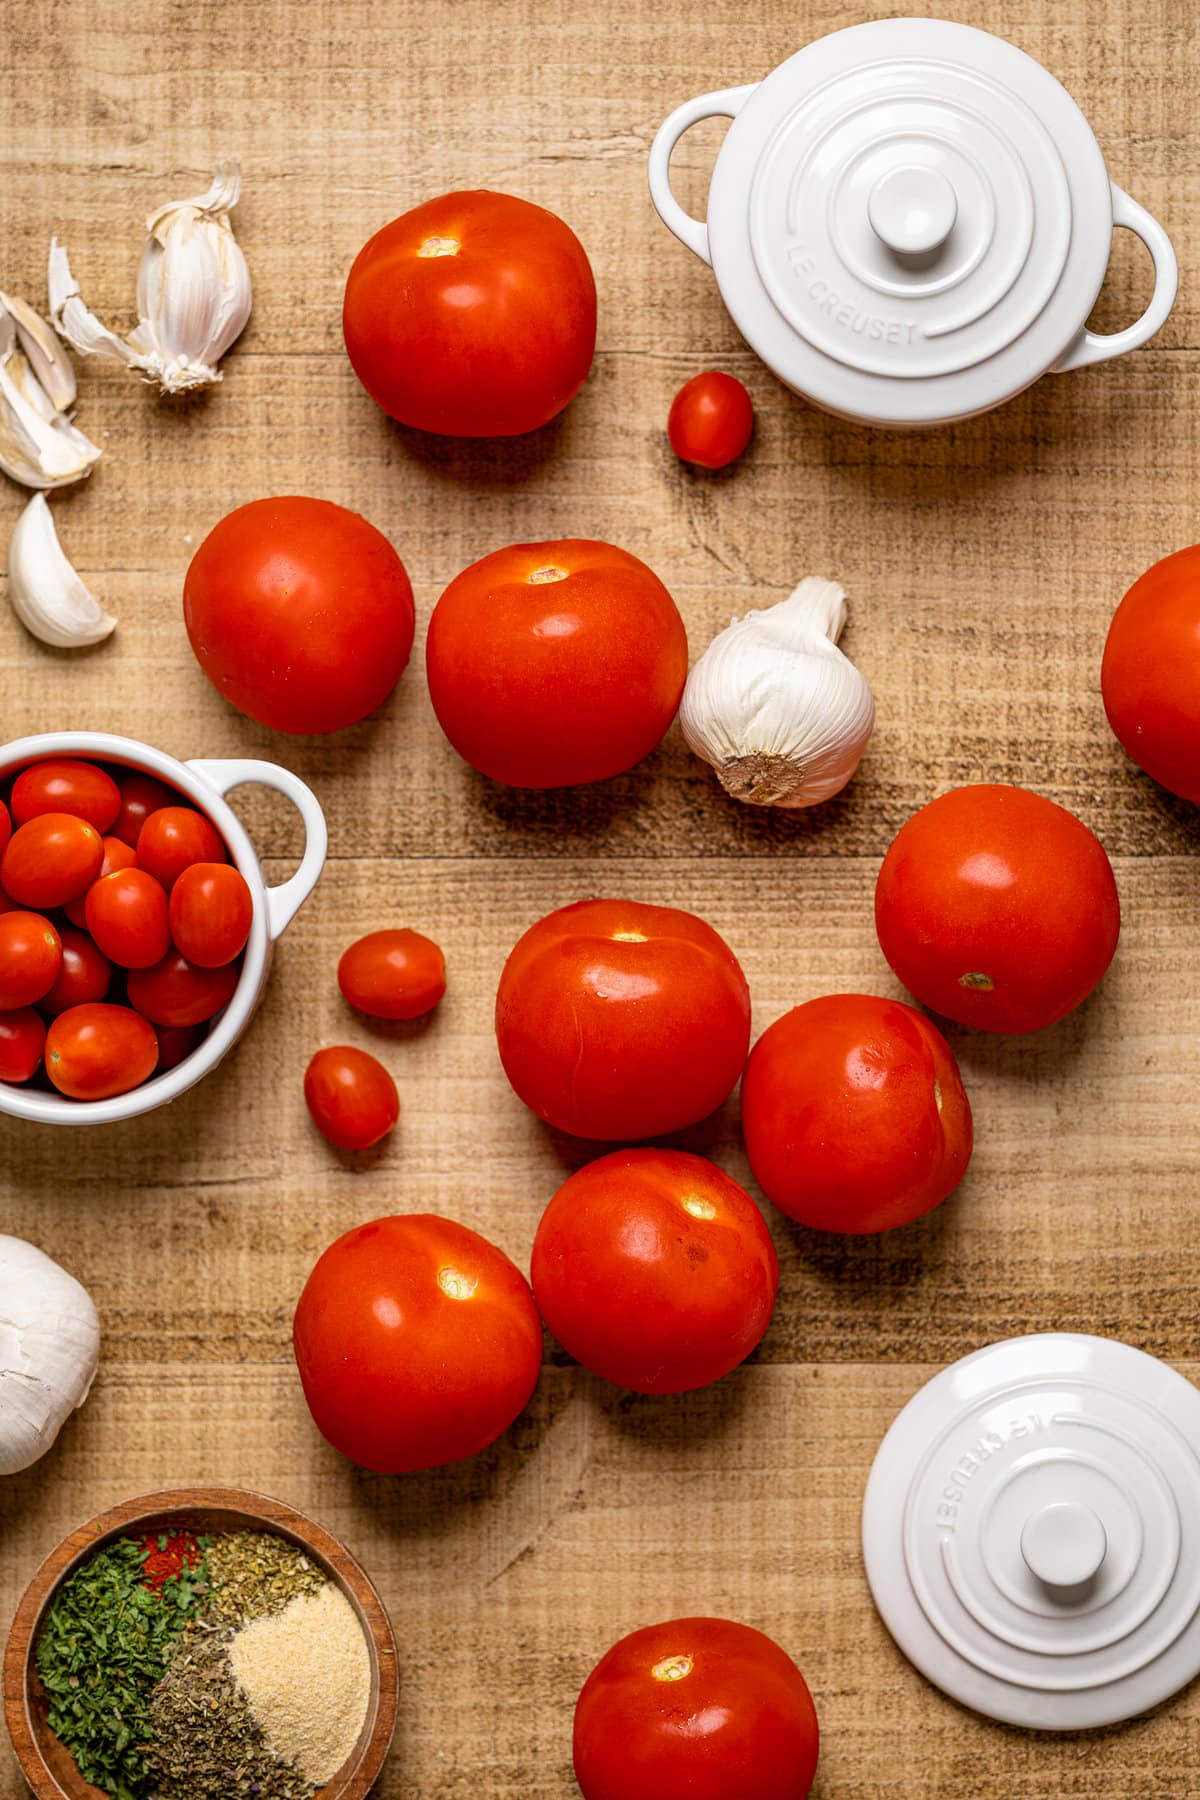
[7,492,116,648]
[49,159,251,395]
[680,576,875,807]
[0,303,101,490]
[0,1235,100,1475]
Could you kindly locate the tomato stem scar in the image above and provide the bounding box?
[652,1655,693,1682]
[610,930,648,943]
[933,1080,943,1113]
[958,972,994,990]
[418,236,460,257]
[438,1267,478,1299]
[528,566,569,584]
[681,1196,717,1220]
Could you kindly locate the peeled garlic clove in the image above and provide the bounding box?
[7,492,116,648]
[680,576,875,808]
[0,290,76,411]
[0,311,101,491]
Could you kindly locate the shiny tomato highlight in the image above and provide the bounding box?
[0,911,62,1009]
[426,540,688,789]
[0,1007,47,1083]
[741,994,973,1233]
[1,814,103,909]
[293,1213,543,1471]
[496,898,751,1139]
[531,1149,778,1392]
[667,371,754,469]
[303,1046,399,1151]
[1102,545,1200,800]
[337,928,445,1020]
[343,189,596,437]
[574,1617,819,1800]
[45,1003,159,1100]
[11,760,120,832]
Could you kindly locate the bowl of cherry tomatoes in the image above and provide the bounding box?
[0,731,326,1126]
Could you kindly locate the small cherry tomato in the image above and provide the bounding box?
[426,539,688,789]
[1102,545,1200,800]
[0,799,11,859]
[741,994,973,1233]
[531,1149,778,1393]
[293,1213,543,1471]
[496,898,751,1139]
[112,773,178,848]
[875,784,1120,1034]
[0,1008,47,1083]
[10,760,120,832]
[1,814,104,909]
[0,912,62,1009]
[127,952,240,1028]
[85,869,170,969]
[40,927,113,1016]
[135,807,225,891]
[155,1022,208,1073]
[169,863,253,967]
[304,1045,399,1150]
[45,1003,159,1100]
[64,835,138,927]
[574,1617,819,1800]
[337,928,446,1020]
[667,371,755,470]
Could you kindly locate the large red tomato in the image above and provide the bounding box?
[531,1149,777,1392]
[1102,546,1200,800]
[183,497,415,734]
[875,785,1120,1033]
[293,1214,542,1472]
[343,190,596,437]
[495,899,751,1139]
[741,995,973,1233]
[574,1617,819,1800]
[426,540,687,788]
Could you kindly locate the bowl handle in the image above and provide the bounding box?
[186,758,328,941]
[1053,184,1178,372]
[648,85,757,266]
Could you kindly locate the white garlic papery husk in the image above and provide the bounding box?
[680,576,875,808]
[0,1235,101,1475]
[0,304,101,490]
[7,492,116,647]
[49,159,251,395]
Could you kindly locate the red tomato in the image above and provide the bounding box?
[10,760,120,832]
[64,834,138,927]
[0,1007,47,1083]
[574,1617,819,1800]
[169,863,253,967]
[293,1213,543,1471]
[45,1003,159,1100]
[426,540,688,788]
[531,1149,778,1392]
[113,773,179,848]
[0,800,10,859]
[0,912,62,1008]
[155,1022,208,1073]
[85,869,170,969]
[40,927,113,1016]
[496,899,750,1139]
[875,785,1120,1034]
[741,995,973,1233]
[343,190,596,437]
[1102,546,1200,800]
[127,952,240,1028]
[337,928,445,1020]
[184,496,415,734]
[667,372,755,469]
[1,814,103,909]
[135,807,226,891]
[303,1045,399,1150]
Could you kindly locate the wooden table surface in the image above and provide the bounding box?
[2,0,1198,1794]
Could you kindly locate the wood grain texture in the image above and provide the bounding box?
[1,0,1199,1796]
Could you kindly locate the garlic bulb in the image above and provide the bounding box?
[0,299,101,489]
[7,492,116,647]
[680,576,875,807]
[0,1235,100,1475]
[49,159,251,395]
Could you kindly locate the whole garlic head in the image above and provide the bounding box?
[680,576,875,808]
[0,1235,100,1475]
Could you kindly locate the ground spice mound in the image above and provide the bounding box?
[147,1628,316,1800]
[229,1582,371,1784]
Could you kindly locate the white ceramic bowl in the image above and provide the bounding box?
[0,731,327,1126]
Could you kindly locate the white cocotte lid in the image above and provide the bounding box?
[649,19,1177,425]
[862,1334,1200,1728]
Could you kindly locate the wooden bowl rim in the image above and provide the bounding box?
[2,1486,398,1800]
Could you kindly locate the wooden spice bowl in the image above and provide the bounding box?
[2,1487,398,1800]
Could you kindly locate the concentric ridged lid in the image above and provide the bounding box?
[862,1334,1200,1728]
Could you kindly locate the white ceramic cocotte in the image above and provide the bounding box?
[863,1334,1200,1729]
[649,18,1178,427]
[0,731,327,1126]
